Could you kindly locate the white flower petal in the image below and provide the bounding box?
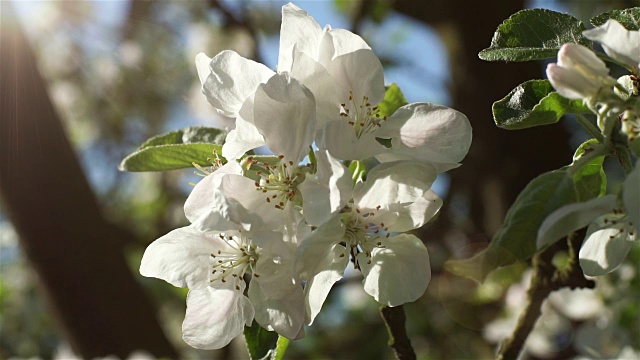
[202,50,274,118]
[182,286,254,350]
[557,43,610,78]
[295,216,349,324]
[303,245,348,325]
[326,28,371,59]
[184,162,244,223]
[537,195,617,250]
[248,280,305,340]
[252,72,316,164]
[583,20,640,69]
[546,63,602,100]
[140,226,216,289]
[299,150,353,226]
[278,3,323,73]
[389,189,443,232]
[253,231,298,299]
[195,52,212,85]
[289,46,340,128]
[355,160,437,212]
[213,174,285,231]
[376,103,472,170]
[317,121,387,160]
[222,93,265,161]
[623,160,640,230]
[325,49,386,108]
[295,216,346,279]
[579,217,634,276]
[358,234,431,306]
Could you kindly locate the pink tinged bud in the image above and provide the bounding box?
[546,63,602,99]
[547,44,615,99]
[557,43,609,78]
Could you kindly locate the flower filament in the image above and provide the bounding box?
[190,149,225,186]
[210,231,259,291]
[339,201,389,269]
[340,91,387,139]
[621,108,639,142]
[247,156,305,210]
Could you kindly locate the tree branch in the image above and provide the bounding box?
[208,0,264,64]
[350,0,372,34]
[497,230,594,360]
[380,305,416,360]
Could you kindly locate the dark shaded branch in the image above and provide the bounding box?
[0,3,177,358]
[380,305,416,360]
[497,230,595,360]
[208,0,264,64]
[350,0,372,34]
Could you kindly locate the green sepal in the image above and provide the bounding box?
[445,169,578,282]
[272,336,290,360]
[244,321,279,360]
[348,160,366,186]
[119,126,226,172]
[479,9,591,62]
[377,83,408,118]
[492,80,590,129]
[591,7,640,31]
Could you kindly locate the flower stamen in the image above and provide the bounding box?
[340,91,387,139]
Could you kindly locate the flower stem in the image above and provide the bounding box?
[380,305,416,360]
[616,145,634,174]
[575,114,604,143]
[568,143,611,176]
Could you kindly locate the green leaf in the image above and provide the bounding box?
[591,7,640,31]
[570,139,606,201]
[140,126,227,148]
[493,80,590,129]
[119,126,226,172]
[377,83,408,118]
[445,169,578,282]
[479,9,591,62]
[244,321,279,360]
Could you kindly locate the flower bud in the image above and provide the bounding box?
[546,44,616,100]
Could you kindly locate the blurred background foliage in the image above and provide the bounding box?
[0,0,639,359]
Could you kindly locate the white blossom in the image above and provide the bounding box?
[546,43,616,100]
[583,19,640,71]
[296,159,442,323]
[537,161,639,276]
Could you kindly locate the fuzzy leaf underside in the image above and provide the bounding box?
[119,126,227,172]
[493,80,590,129]
[479,9,591,62]
[591,7,640,31]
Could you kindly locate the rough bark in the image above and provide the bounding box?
[0,3,177,358]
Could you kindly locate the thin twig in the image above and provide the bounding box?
[350,0,372,34]
[380,305,417,360]
[575,113,604,143]
[497,230,594,360]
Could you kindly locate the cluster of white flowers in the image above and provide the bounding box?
[139,3,471,349]
[540,19,639,277]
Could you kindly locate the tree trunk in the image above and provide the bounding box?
[0,3,177,358]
